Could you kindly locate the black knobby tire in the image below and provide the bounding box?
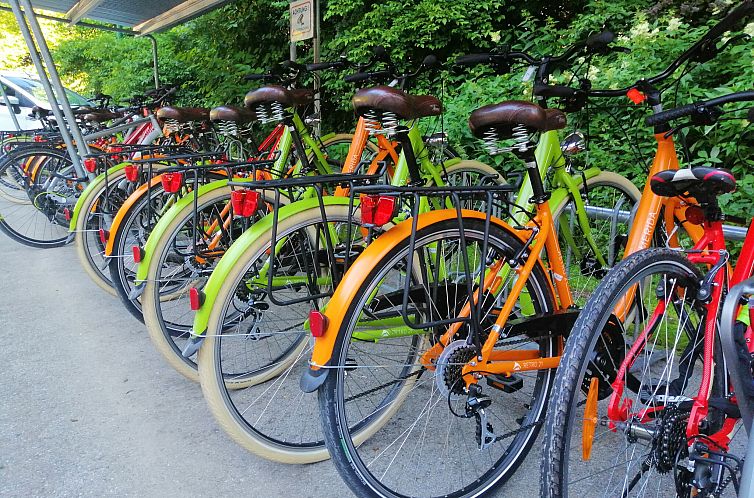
[0,145,76,248]
[541,248,703,498]
[320,218,557,498]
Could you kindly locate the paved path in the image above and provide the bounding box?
[0,236,538,497]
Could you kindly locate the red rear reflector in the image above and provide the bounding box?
[63,208,71,221]
[98,228,109,245]
[627,88,646,104]
[161,172,183,193]
[124,164,139,182]
[132,245,143,263]
[309,310,328,338]
[231,189,260,217]
[110,146,123,153]
[685,205,706,225]
[189,287,204,311]
[360,194,397,227]
[83,157,97,173]
[33,135,44,142]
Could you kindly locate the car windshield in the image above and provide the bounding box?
[5,76,92,107]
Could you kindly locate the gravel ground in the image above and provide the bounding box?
[0,236,542,497]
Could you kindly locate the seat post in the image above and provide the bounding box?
[519,147,550,204]
[394,125,423,185]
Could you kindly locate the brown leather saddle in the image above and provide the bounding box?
[351,86,442,120]
[210,105,257,124]
[468,101,566,137]
[156,106,210,123]
[244,86,314,109]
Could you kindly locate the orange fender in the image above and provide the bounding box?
[104,176,164,256]
[309,208,545,370]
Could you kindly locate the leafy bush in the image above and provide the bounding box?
[4,0,751,217]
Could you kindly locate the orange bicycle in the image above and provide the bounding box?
[304,6,750,496]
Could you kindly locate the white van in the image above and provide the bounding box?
[0,71,92,131]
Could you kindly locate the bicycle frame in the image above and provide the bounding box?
[607,214,754,448]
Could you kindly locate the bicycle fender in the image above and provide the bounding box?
[191,196,355,339]
[134,180,230,286]
[301,209,540,392]
[104,176,164,256]
[547,166,602,209]
[68,162,129,235]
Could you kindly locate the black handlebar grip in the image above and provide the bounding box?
[748,107,754,122]
[645,103,698,126]
[421,54,439,68]
[306,61,345,71]
[585,31,616,49]
[455,53,494,66]
[344,71,391,83]
[533,82,578,98]
[244,73,273,81]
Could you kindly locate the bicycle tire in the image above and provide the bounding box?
[197,203,363,463]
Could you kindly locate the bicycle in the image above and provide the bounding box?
[541,90,754,497]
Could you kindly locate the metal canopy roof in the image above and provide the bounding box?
[0,0,233,34]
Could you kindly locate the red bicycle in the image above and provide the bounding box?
[541,90,754,497]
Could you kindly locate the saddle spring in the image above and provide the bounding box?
[254,102,285,124]
[482,124,531,155]
[163,119,181,135]
[363,110,400,137]
[217,120,239,137]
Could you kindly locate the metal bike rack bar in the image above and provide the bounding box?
[581,204,748,242]
[0,81,22,131]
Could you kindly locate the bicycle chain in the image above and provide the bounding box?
[343,330,559,404]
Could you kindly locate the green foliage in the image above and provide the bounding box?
[1,1,751,219]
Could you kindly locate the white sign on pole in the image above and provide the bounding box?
[290,0,314,42]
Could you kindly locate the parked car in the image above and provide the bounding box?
[0,71,93,131]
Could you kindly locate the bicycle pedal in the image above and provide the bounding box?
[486,374,523,393]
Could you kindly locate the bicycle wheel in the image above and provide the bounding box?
[197,203,366,463]
[320,218,557,497]
[0,146,79,248]
[540,248,737,498]
[73,168,136,296]
[142,184,275,381]
[551,171,641,308]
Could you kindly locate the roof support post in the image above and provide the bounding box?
[18,0,91,161]
[6,0,87,176]
[0,81,22,131]
[145,35,160,90]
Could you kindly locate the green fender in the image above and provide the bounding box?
[135,179,230,285]
[192,196,353,336]
[548,166,602,210]
[68,162,130,232]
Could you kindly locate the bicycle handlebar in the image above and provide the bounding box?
[749,107,754,122]
[645,89,754,126]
